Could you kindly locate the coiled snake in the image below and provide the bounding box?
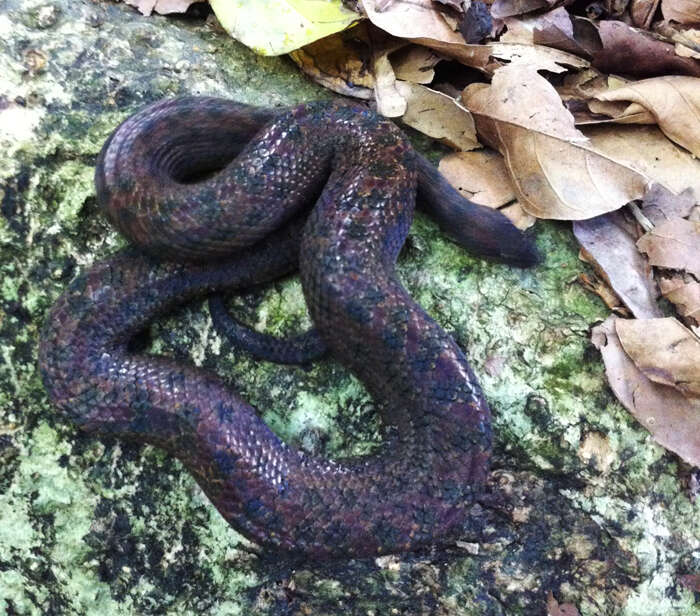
[39,97,537,558]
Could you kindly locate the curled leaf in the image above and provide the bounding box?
[573,212,661,318]
[616,317,700,398]
[637,218,700,276]
[594,76,700,157]
[461,64,648,220]
[591,316,700,467]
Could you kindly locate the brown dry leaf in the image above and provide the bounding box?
[289,25,374,99]
[373,45,407,117]
[491,0,558,19]
[592,21,700,78]
[658,274,700,326]
[395,81,479,149]
[594,76,700,157]
[585,99,656,124]
[573,212,662,318]
[637,218,700,275]
[125,0,202,15]
[391,45,442,83]
[437,150,536,229]
[502,9,602,58]
[631,0,661,28]
[616,316,700,398]
[578,271,629,313]
[359,0,588,72]
[640,183,698,225]
[583,125,700,197]
[591,315,700,467]
[546,591,581,616]
[662,0,700,24]
[488,42,589,73]
[461,64,648,220]
[438,150,516,207]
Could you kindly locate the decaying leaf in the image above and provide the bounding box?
[360,0,588,72]
[391,45,442,83]
[573,212,662,318]
[584,125,700,197]
[578,271,629,314]
[591,316,700,467]
[594,76,700,157]
[438,150,517,208]
[210,0,359,56]
[289,24,375,99]
[502,8,602,58]
[658,274,700,326]
[395,81,479,149]
[491,0,558,19]
[640,183,698,225]
[637,218,700,276]
[616,317,700,398]
[461,64,648,220]
[437,150,536,229]
[592,20,700,78]
[631,0,661,28]
[661,0,700,24]
[373,44,407,117]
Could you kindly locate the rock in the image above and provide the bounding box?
[0,0,697,613]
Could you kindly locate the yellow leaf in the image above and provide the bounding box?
[210,0,359,56]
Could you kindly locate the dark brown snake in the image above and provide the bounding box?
[39,97,537,558]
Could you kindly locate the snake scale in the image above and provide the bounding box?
[39,97,537,558]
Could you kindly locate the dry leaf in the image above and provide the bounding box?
[591,315,700,467]
[586,99,656,124]
[395,81,478,149]
[658,274,700,326]
[373,46,407,117]
[489,42,589,73]
[662,0,700,24]
[502,9,602,58]
[592,21,700,78]
[594,76,700,157]
[616,317,700,398]
[631,0,661,28]
[637,218,700,276]
[491,0,557,19]
[438,150,517,207]
[640,183,698,225]
[360,0,588,72]
[461,64,648,220]
[578,271,629,313]
[573,212,662,318]
[584,125,700,197]
[289,25,375,99]
[437,150,536,229]
[391,45,442,83]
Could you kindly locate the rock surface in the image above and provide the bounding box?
[0,0,698,613]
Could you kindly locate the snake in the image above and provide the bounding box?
[38,97,537,558]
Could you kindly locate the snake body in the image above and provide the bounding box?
[39,97,536,558]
